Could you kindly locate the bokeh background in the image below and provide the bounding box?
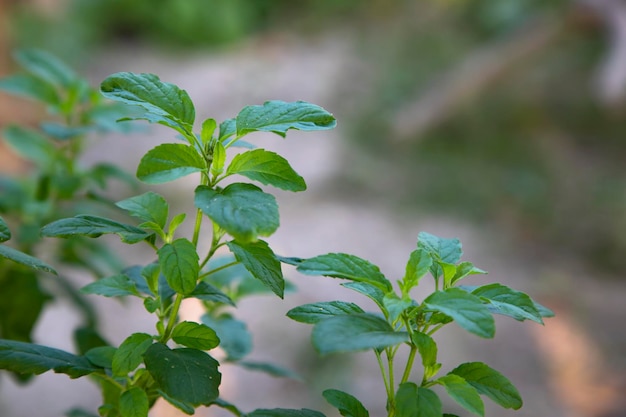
[1,1,626,416]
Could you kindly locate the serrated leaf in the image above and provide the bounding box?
[137,143,206,184]
[418,232,462,280]
[226,149,306,191]
[116,192,169,229]
[189,282,235,306]
[248,409,326,417]
[0,339,101,378]
[0,74,60,105]
[341,282,386,310]
[2,125,56,165]
[287,301,364,324]
[312,313,408,354]
[436,374,484,417]
[323,389,369,417]
[80,274,139,297]
[144,343,221,406]
[471,283,543,324]
[402,249,432,293]
[112,333,153,377]
[158,238,199,295]
[449,362,522,410]
[15,49,76,88]
[297,253,392,292]
[236,100,336,137]
[119,387,149,417]
[85,346,116,369]
[41,215,152,244]
[238,361,302,380]
[172,321,220,350]
[195,183,279,242]
[226,240,284,298]
[395,383,442,417]
[0,245,57,274]
[201,315,251,361]
[424,288,495,338]
[100,72,195,135]
[0,217,9,242]
[451,262,487,285]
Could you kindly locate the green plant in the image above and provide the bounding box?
[0,69,552,417]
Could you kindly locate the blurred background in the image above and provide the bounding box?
[1,0,626,416]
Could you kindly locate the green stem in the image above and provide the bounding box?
[426,323,445,336]
[400,345,417,384]
[199,260,238,280]
[192,208,203,247]
[375,350,392,400]
[160,293,183,343]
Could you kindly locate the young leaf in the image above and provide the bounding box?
[2,125,57,166]
[119,387,149,417]
[238,361,302,380]
[80,274,139,297]
[383,293,414,323]
[226,149,306,191]
[471,283,543,324]
[158,238,200,295]
[395,383,442,417]
[0,245,57,274]
[15,49,76,88]
[236,100,336,137]
[172,321,220,350]
[201,118,217,145]
[210,140,226,177]
[136,143,206,184]
[167,213,187,237]
[417,232,463,264]
[401,249,432,293]
[451,262,487,285]
[116,192,169,229]
[41,215,152,244]
[412,332,438,371]
[296,253,392,292]
[287,301,365,324]
[436,374,485,417]
[248,409,326,417]
[195,183,279,242]
[218,118,236,142]
[112,333,153,377]
[226,240,284,298]
[100,72,195,135]
[85,346,116,369]
[312,313,408,354]
[322,389,369,417]
[0,217,10,242]
[201,315,252,361]
[189,282,235,306]
[423,288,495,338]
[0,74,60,106]
[449,362,522,410]
[341,282,386,310]
[0,339,101,378]
[144,343,221,406]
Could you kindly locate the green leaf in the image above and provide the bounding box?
[116,192,169,229]
[323,389,369,417]
[312,313,408,354]
[341,282,386,310]
[534,302,555,318]
[471,284,543,324]
[41,215,152,244]
[137,143,206,184]
[383,293,414,323]
[418,232,462,280]
[144,343,221,406]
[100,72,195,135]
[112,333,153,377]
[395,383,442,417]
[168,213,187,237]
[119,387,149,417]
[238,360,302,380]
[423,288,495,338]
[15,49,76,88]
[402,249,432,293]
[236,100,336,137]
[201,315,251,361]
[172,321,220,350]
[0,74,60,105]
[436,375,484,417]
[0,217,9,242]
[158,238,200,295]
[201,118,217,145]
[81,274,139,297]
[412,332,438,369]
[296,253,392,292]
[218,118,236,141]
[85,346,116,369]
[287,301,364,324]
[189,282,235,306]
[157,390,195,415]
[227,240,284,298]
[0,245,57,274]
[226,149,306,191]
[210,140,226,176]
[195,183,279,242]
[449,362,522,410]
[0,339,101,378]
[2,125,56,165]
[248,409,326,417]
[451,262,487,285]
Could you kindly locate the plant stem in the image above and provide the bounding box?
[192,208,203,247]
[375,350,392,400]
[199,260,238,280]
[160,293,183,343]
[400,345,417,384]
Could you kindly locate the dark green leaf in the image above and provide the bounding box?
[341,282,386,310]
[312,313,408,354]
[226,240,284,298]
[0,74,60,105]
[41,215,152,244]
[218,118,236,141]
[88,163,137,189]
[534,302,555,318]
[287,301,364,324]
[423,288,495,338]
[2,125,56,165]
[201,315,251,361]
[451,262,487,285]
[471,284,543,324]
[383,293,414,323]
[137,143,206,184]
[323,389,369,417]
[236,100,336,137]
[157,390,195,415]
[85,346,116,369]
[119,387,149,417]
[172,321,220,350]
[402,249,432,292]
[195,183,279,242]
[238,361,302,380]
[15,49,76,88]
[66,408,99,417]
[449,362,522,410]
[226,149,306,191]
[144,343,221,406]
[116,192,169,229]
[80,274,139,297]
[436,375,484,417]
[189,282,235,306]
[100,72,195,135]
[412,332,437,369]
[297,253,392,292]
[0,339,101,378]
[395,383,442,417]
[112,333,153,377]
[248,409,326,417]
[0,245,57,274]
[0,217,9,242]
[158,238,199,295]
[418,232,462,280]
